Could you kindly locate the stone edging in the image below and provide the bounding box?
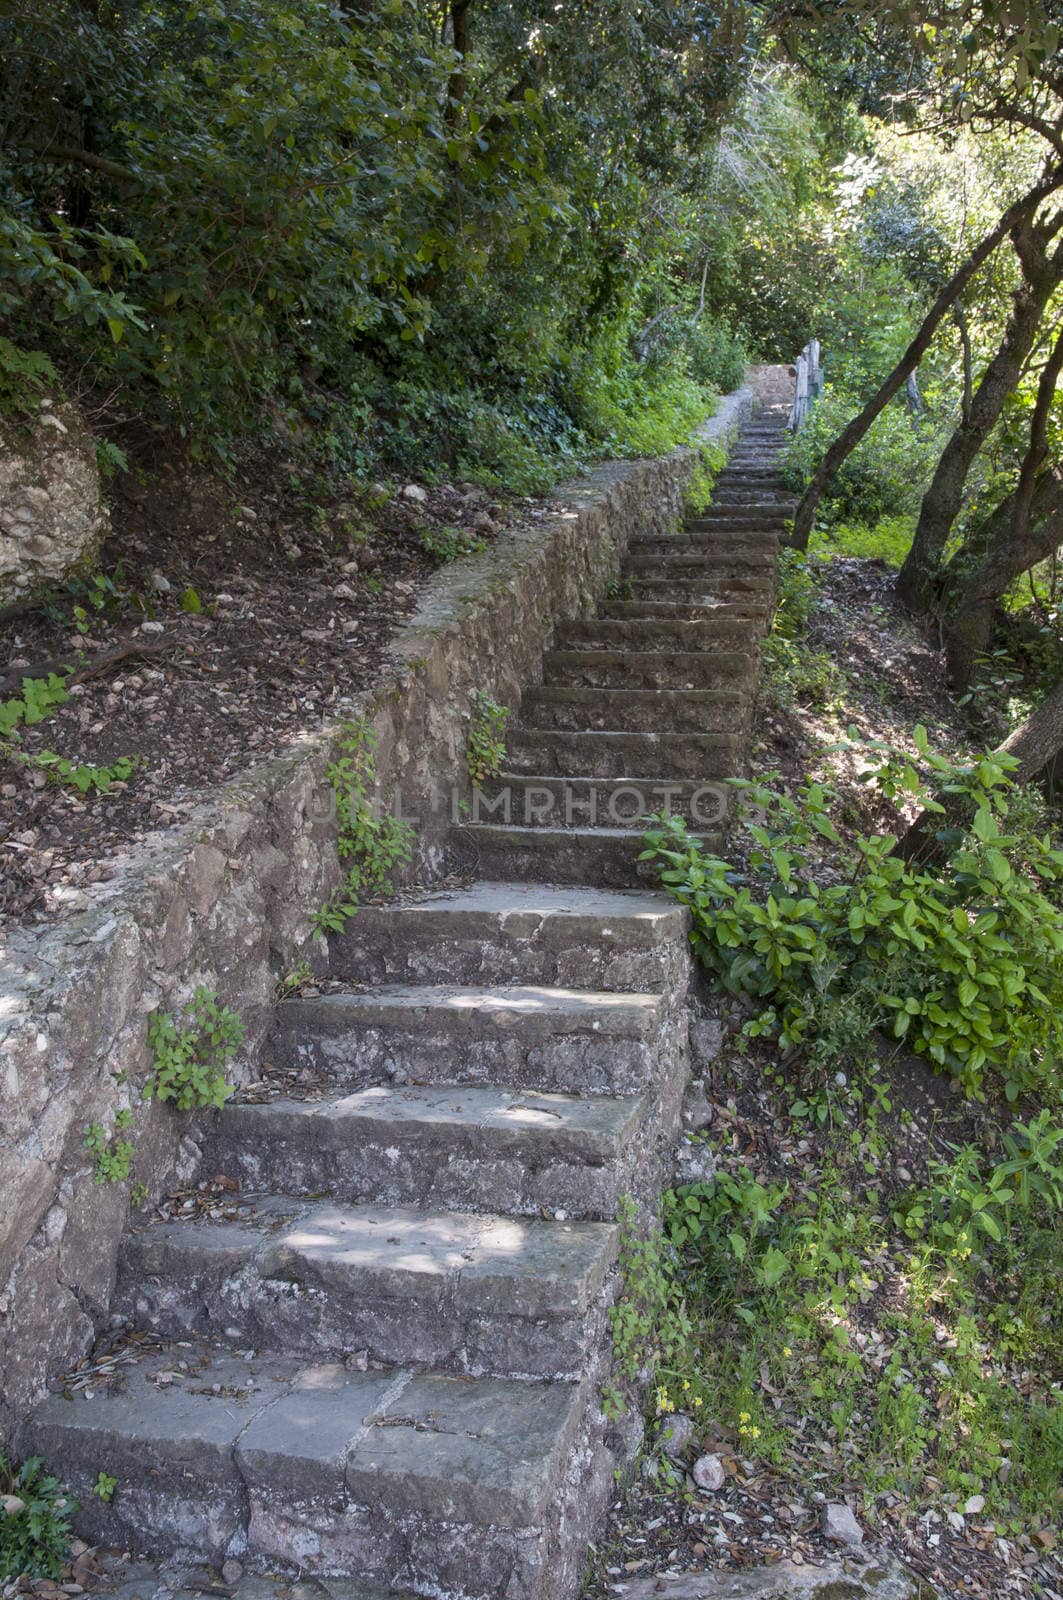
[0,385,751,1438]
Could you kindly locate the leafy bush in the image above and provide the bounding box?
[687,321,747,393]
[641,731,1063,1104]
[146,989,244,1110]
[0,1454,77,1579]
[783,388,941,527]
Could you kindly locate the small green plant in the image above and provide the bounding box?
[312,720,415,935]
[83,1115,135,1184]
[466,690,509,785]
[29,751,140,795]
[0,1453,77,1579]
[94,438,130,479]
[682,439,727,515]
[276,960,312,999]
[145,989,244,1110]
[0,338,58,417]
[0,674,69,739]
[130,1181,150,1208]
[602,1196,697,1420]
[605,575,634,601]
[93,1472,117,1503]
[420,524,486,563]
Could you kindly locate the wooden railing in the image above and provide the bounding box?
[788,338,823,431]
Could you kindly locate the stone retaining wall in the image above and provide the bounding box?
[0,387,751,1440]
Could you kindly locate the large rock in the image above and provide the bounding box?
[0,397,109,603]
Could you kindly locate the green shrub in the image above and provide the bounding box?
[0,1454,77,1579]
[146,989,244,1110]
[687,321,747,393]
[783,389,941,528]
[640,730,1063,1104]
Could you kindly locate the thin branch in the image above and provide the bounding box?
[11,140,138,184]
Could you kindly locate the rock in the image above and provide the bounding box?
[220,1559,243,1585]
[0,398,109,604]
[1,1494,26,1514]
[655,1411,695,1461]
[822,1501,864,1544]
[690,1452,726,1492]
[964,1493,985,1515]
[682,1078,714,1132]
[401,483,427,502]
[616,1548,936,1598]
[675,1135,717,1185]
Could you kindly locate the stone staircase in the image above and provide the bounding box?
[22,409,791,1600]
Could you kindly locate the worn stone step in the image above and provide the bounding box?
[543,647,755,690]
[115,1200,616,1381]
[472,773,731,831]
[709,489,794,507]
[685,507,790,525]
[447,822,723,891]
[23,1344,602,1596]
[629,531,780,554]
[519,685,752,735]
[554,616,760,652]
[505,725,744,778]
[269,983,674,1095]
[622,551,776,578]
[327,880,690,992]
[602,599,769,630]
[199,1078,672,1221]
[628,572,773,596]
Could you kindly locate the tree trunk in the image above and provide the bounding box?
[787,170,1063,551]
[940,326,1063,686]
[896,229,1063,614]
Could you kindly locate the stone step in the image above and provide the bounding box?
[622,551,776,578]
[518,685,752,735]
[685,507,790,524]
[602,599,770,629]
[709,489,794,506]
[504,725,745,778]
[629,531,780,553]
[447,822,723,891]
[626,583,773,614]
[472,773,731,831]
[543,647,755,689]
[327,881,690,992]
[554,616,760,652]
[24,1343,602,1596]
[115,1200,617,1381]
[199,1079,668,1221]
[269,983,674,1095]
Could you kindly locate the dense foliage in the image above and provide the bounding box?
[0,0,781,482]
[642,733,1063,1106]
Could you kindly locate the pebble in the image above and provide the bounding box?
[964,1493,986,1515]
[220,1560,243,1585]
[691,1452,726,1492]
[401,483,427,502]
[822,1501,864,1544]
